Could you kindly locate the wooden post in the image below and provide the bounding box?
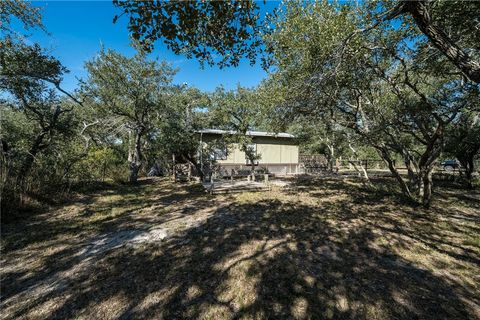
[230,169,234,183]
[264,174,269,185]
[102,159,107,182]
[172,154,176,181]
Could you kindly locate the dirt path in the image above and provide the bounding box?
[1,177,479,319]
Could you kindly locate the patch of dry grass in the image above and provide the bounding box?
[1,176,479,319]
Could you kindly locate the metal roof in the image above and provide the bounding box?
[196,129,296,139]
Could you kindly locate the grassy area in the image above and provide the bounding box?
[1,176,479,319]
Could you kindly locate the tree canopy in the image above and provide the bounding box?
[114,0,480,83]
[259,0,479,206]
[113,0,264,68]
[1,0,479,216]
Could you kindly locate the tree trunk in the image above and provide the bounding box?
[459,156,475,189]
[327,144,335,172]
[377,147,413,200]
[17,131,47,190]
[420,169,433,208]
[171,153,176,182]
[415,122,444,207]
[404,156,415,184]
[249,158,256,181]
[403,153,422,194]
[348,160,370,183]
[358,162,370,182]
[466,157,474,189]
[417,173,424,199]
[388,159,412,199]
[128,162,140,183]
[348,143,370,184]
[403,0,480,83]
[128,129,143,183]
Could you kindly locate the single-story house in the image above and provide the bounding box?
[197,129,300,175]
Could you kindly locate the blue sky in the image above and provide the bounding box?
[27,0,279,93]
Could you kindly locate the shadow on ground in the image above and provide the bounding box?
[1,177,479,319]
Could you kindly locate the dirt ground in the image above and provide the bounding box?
[1,176,479,319]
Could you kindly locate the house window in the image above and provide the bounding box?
[211,146,228,160]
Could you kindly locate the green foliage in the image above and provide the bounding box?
[82,47,175,127]
[369,0,480,83]
[209,85,265,133]
[0,35,81,215]
[428,1,480,49]
[0,0,44,42]
[82,47,177,182]
[2,0,479,216]
[113,0,264,68]
[145,85,209,179]
[208,85,268,168]
[444,111,480,187]
[79,147,129,183]
[262,0,478,205]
